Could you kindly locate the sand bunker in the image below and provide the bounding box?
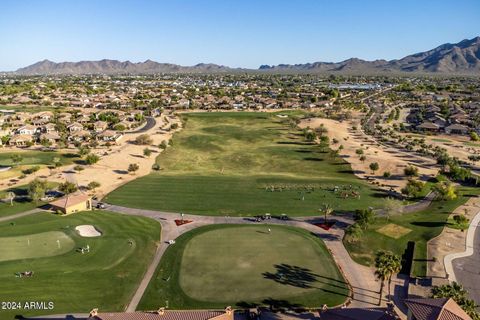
[75,225,102,237]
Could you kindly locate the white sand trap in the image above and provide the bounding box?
[75,225,102,237]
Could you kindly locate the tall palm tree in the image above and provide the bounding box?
[374,250,401,304]
[375,259,388,305]
[319,203,333,223]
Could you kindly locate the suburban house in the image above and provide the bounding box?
[9,134,34,147]
[97,130,123,144]
[67,122,84,133]
[94,121,108,133]
[50,193,92,214]
[16,124,38,135]
[404,298,471,320]
[445,124,469,135]
[417,122,440,133]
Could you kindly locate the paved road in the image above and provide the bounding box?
[105,204,382,312]
[452,214,480,307]
[124,117,156,134]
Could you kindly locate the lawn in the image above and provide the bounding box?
[139,224,349,310]
[0,183,58,218]
[105,112,389,216]
[0,231,75,262]
[0,151,78,179]
[344,185,480,277]
[0,211,160,319]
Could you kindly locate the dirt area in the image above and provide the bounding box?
[0,114,181,198]
[427,196,480,279]
[299,117,438,192]
[414,133,480,166]
[75,225,102,237]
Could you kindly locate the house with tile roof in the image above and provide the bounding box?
[404,298,472,320]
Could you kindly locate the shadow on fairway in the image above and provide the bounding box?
[263,264,318,289]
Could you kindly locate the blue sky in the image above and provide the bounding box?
[0,0,479,71]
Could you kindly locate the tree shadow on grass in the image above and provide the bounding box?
[410,221,446,228]
[263,264,318,289]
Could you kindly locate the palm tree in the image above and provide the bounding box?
[319,204,333,224]
[374,250,401,304]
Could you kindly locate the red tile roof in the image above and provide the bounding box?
[93,310,231,320]
[50,193,91,209]
[404,298,472,320]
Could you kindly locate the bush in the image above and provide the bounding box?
[87,181,101,190]
[383,171,391,178]
[152,163,161,171]
[85,154,100,165]
[404,166,419,177]
[135,134,153,145]
[401,179,425,198]
[73,165,84,171]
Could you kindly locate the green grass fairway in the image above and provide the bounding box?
[105,112,388,216]
[344,185,480,277]
[139,225,348,310]
[0,231,75,262]
[0,211,160,319]
[0,151,78,180]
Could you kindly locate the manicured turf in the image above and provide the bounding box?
[344,185,480,277]
[0,183,58,218]
[106,112,389,216]
[0,231,75,262]
[0,211,160,319]
[0,151,78,180]
[139,224,349,310]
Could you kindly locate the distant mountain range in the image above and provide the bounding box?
[12,36,480,75]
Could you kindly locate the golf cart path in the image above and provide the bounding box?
[0,208,44,223]
[105,204,381,311]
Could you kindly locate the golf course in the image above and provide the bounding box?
[0,211,160,319]
[0,150,78,180]
[105,112,388,216]
[139,224,349,310]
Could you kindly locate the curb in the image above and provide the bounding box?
[444,209,480,282]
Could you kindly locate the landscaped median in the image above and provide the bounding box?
[139,224,349,310]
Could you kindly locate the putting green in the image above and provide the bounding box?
[0,231,75,262]
[140,225,349,309]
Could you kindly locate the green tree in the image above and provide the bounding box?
[59,181,78,195]
[159,141,168,150]
[375,250,402,304]
[401,179,425,198]
[143,148,152,158]
[369,162,379,175]
[128,163,140,174]
[404,165,419,177]
[470,131,480,141]
[319,203,333,223]
[345,223,363,243]
[27,178,48,203]
[354,208,375,229]
[135,134,153,145]
[433,181,457,201]
[10,154,23,166]
[431,282,480,319]
[87,181,101,191]
[85,154,100,165]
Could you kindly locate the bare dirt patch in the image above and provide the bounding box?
[376,223,412,239]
